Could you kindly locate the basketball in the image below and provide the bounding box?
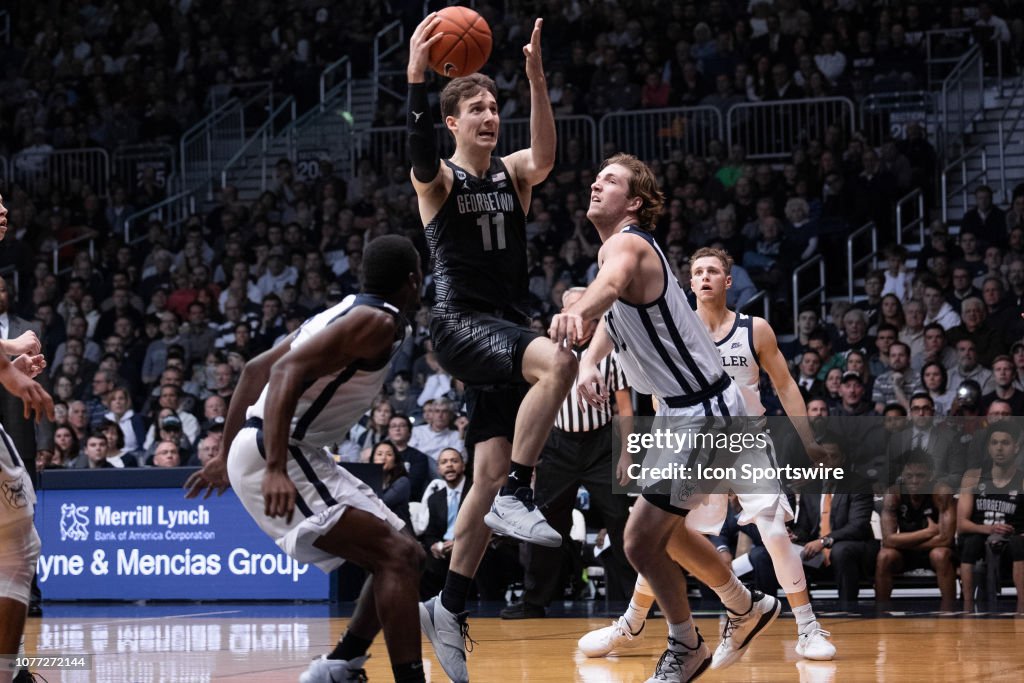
[427,6,492,78]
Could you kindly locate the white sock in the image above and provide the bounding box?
[793,603,817,633]
[712,573,752,615]
[667,618,699,649]
[732,553,754,577]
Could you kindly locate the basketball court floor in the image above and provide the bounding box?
[20,601,1024,682]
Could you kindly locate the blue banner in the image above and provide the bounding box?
[35,487,330,600]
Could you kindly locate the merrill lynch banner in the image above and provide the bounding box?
[36,487,329,600]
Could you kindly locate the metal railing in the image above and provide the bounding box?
[180,84,275,197]
[739,290,771,322]
[374,21,406,110]
[925,28,975,90]
[320,56,352,111]
[939,44,985,160]
[599,107,723,163]
[847,221,879,300]
[206,80,273,113]
[997,76,1024,203]
[278,92,358,181]
[122,189,199,245]
[941,144,989,223]
[727,97,856,160]
[10,148,111,198]
[112,144,176,193]
[895,189,927,247]
[791,256,826,337]
[221,97,297,192]
[52,234,95,275]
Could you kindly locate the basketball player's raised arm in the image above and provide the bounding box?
[754,317,825,462]
[261,308,397,521]
[185,332,297,500]
[504,19,555,188]
[406,13,445,187]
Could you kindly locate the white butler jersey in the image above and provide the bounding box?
[0,424,35,523]
[604,227,732,410]
[715,313,765,416]
[247,294,408,448]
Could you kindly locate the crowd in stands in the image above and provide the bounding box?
[1,0,1023,609]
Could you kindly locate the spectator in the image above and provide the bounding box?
[919,363,956,417]
[150,440,182,468]
[875,451,957,611]
[960,185,1006,248]
[912,323,958,373]
[53,426,81,467]
[872,341,914,413]
[795,351,825,401]
[70,433,113,469]
[420,448,470,598]
[835,371,876,417]
[409,398,462,463]
[948,339,996,396]
[371,440,412,529]
[881,244,911,301]
[946,298,1005,366]
[922,281,961,330]
[141,311,182,386]
[189,434,221,468]
[98,419,138,468]
[814,32,847,84]
[980,356,1024,416]
[388,414,431,501]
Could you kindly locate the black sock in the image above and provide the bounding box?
[441,570,473,614]
[393,660,426,683]
[500,462,534,496]
[328,630,373,661]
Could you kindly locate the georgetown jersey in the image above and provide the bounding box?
[897,494,938,532]
[425,157,529,315]
[0,424,35,522]
[604,228,728,403]
[970,466,1024,533]
[715,313,764,416]
[247,294,407,448]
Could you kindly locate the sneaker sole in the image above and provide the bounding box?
[796,644,837,661]
[419,601,470,683]
[578,634,644,658]
[484,512,562,547]
[691,653,713,680]
[737,598,782,650]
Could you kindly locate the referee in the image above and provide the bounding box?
[501,287,637,618]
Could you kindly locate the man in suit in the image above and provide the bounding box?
[0,275,54,488]
[795,350,826,402]
[885,393,961,487]
[420,448,469,598]
[791,433,877,610]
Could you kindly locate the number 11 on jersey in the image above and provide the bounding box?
[477,213,506,252]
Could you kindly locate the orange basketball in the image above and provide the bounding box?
[428,6,492,78]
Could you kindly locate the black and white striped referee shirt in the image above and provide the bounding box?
[556,345,628,433]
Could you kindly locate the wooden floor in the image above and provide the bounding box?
[22,614,1024,682]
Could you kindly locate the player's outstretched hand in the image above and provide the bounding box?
[0,364,54,423]
[184,457,231,500]
[523,18,544,81]
[262,468,297,524]
[548,311,584,348]
[12,353,46,379]
[408,12,444,79]
[6,330,41,357]
[577,361,608,409]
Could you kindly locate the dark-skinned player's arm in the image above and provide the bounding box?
[918,485,956,550]
[261,307,399,523]
[504,19,555,189]
[550,233,642,347]
[754,316,827,465]
[184,331,297,500]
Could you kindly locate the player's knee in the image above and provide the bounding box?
[929,547,952,566]
[624,535,657,572]
[549,347,578,384]
[380,532,423,578]
[876,548,899,570]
